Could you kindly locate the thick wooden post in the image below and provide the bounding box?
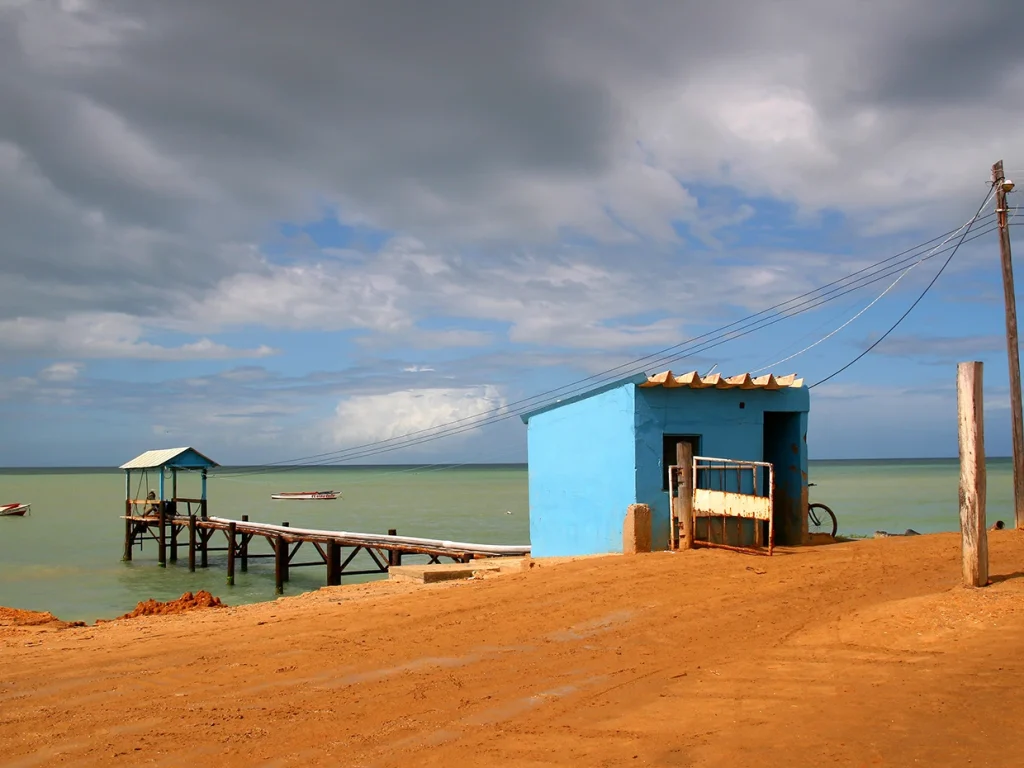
[327,541,341,586]
[226,522,236,586]
[169,524,179,564]
[676,442,695,550]
[200,527,209,568]
[240,514,249,572]
[188,514,197,572]
[274,536,286,594]
[388,528,401,566]
[123,500,133,562]
[157,502,167,568]
[958,362,989,587]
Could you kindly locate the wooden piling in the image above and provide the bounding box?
[240,514,249,572]
[388,528,401,566]
[327,540,341,586]
[274,535,286,594]
[157,502,167,568]
[170,524,179,564]
[226,521,236,586]
[200,527,209,569]
[122,500,133,562]
[675,442,695,550]
[188,514,197,572]
[958,361,989,587]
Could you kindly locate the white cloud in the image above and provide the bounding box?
[38,361,83,381]
[0,313,277,360]
[332,385,507,446]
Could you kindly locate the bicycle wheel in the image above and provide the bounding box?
[808,503,838,538]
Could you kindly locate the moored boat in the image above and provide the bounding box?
[270,491,339,501]
[0,502,30,517]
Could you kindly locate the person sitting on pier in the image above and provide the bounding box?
[144,491,160,517]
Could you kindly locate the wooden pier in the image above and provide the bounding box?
[121,512,530,593]
[117,447,529,594]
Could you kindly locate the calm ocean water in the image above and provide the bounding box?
[0,459,1015,621]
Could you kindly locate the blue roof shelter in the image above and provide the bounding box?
[521,371,810,558]
[120,447,219,518]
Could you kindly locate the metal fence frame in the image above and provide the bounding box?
[677,455,775,555]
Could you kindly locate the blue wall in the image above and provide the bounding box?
[635,386,810,548]
[526,382,639,557]
[524,381,811,556]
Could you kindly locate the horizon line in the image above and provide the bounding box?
[0,456,1014,471]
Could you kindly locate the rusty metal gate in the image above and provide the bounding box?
[671,455,774,555]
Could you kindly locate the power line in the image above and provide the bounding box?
[222,214,991,475]
[753,198,993,373]
[809,185,995,388]
[215,212,1004,476]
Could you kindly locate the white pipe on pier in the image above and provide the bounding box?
[207,517,530,556]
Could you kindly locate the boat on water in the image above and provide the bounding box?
[0,502,30,517]
[270,491,340,501]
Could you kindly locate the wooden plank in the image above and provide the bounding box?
[693,488,771,520]
[958,361,989,587]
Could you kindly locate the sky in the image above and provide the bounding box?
[1,0,1023,466]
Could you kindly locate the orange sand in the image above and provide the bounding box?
[3,532,1024,766]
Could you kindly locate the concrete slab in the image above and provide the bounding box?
[389,561,508,584]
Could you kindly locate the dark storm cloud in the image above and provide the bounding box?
[0,0,1021,334]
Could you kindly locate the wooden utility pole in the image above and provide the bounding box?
[993,160,1024,528]
[958,362,989,587]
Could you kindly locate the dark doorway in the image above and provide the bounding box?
[762,412,804,546]
[662,434,701,491]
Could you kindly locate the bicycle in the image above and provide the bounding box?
[807,483,838,538]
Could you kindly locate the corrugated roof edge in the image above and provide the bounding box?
[640,370,804,390]
[519,374,648,423]
[520,370,804,424]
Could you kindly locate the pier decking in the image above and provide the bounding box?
[121,512,530,593]
[117,448,529,595]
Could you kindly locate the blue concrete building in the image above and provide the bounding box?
[521,371,810,557]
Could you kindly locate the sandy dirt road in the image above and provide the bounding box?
[3,532,1024,767]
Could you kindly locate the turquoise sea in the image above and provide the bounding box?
[0,459,1014,622]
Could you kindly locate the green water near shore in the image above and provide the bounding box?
[0,460,1014,621]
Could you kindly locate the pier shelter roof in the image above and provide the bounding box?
[119,447,219,471]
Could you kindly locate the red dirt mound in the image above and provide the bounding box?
[104,591,227,621]
[0,607,84,629]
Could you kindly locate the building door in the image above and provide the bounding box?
[763,412,805,546]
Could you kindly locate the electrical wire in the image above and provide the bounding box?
[216,221,1003,477]
[753,194,994,373]
[809,185,995,388]
[214,212,1008,476]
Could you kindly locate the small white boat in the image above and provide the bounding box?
[270,490,340,501]
[0,502,30,517]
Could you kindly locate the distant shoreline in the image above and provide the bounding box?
[0,456,1014,472]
